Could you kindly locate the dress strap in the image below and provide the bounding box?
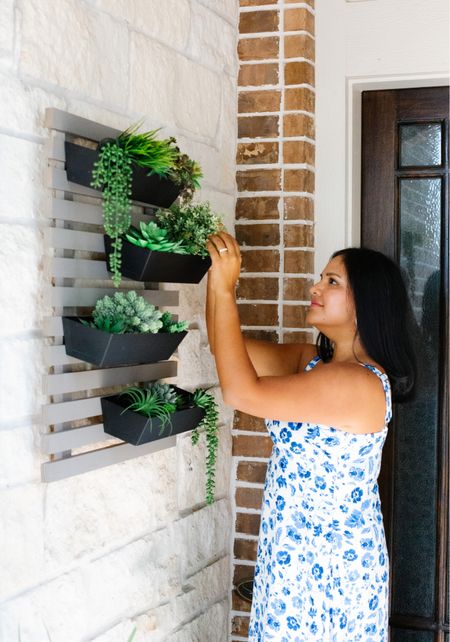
[304,355,321,371]
[360,363,393,425]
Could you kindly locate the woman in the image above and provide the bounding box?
[206,232,416,642]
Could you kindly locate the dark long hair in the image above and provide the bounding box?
[316,247,416,400]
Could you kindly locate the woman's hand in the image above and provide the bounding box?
[206,232,242,295]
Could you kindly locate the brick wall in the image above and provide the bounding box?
[231,1,315,638]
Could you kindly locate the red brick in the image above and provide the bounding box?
[234,410,268,432]
[237,461,268,483]
[237,142,279,165]
[236,486,265,509]
[236,223,280,246]
[283,304,310,328]
[241,249,280,272]
[239,63,279,86]
[284,196,314,220]
[233,434,273,457]
[238,303,279,326]
[284,224,314,247]
[238,37,279,61]
[236,197,280,220]
[283,330,314,343]
[285,87,315,112]
[232,590,252,613]
[236,512,261,536]
[285,33,315,60]
[234,563,255,585]
[283,277,313,301]
[234,538,259,561]
[240,10,279,33]
[284,249,314,273]
[237,277,279,300]
[232,615,250,637]
[285,7,315,34]
[238,115,279,138]
[242,329,279,342]
[284,169,315,193]
[285,61,315,86]
[237,169,281,192]
[284,113,315,138]
[238,89,281,113]
[283,140,315,165]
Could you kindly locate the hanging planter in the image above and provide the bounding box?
[62,317,187,367]
[101,383,219,504]
[101,387,205,446]
[62,290,188,366]
[104,235,211,284]
[65,141,181,209]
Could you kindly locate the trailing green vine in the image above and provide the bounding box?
[191,389,219,505]
[91,141,132,287]
[120,382,219,504]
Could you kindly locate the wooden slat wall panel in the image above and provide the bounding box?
[44,286,178,308]
[42,108,182,481]
[41,436,176,482]
[43,361,177,395]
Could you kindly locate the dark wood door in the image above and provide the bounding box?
[361,86,449,642]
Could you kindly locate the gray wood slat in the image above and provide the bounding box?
[43,361,178,395]
[42,360,176,424]
[48,132,66,162]
[44,287,179,307]
[43,344,81,366]
[44,228,104,252]
[47,257,110,279]
[45,108,120,141]
[41,436,176,481]
[40,423,109,453]
[51,199,103,225]
[47,166,100,198]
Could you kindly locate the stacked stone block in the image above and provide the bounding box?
[0,2,237,641]
[232,1,315,638]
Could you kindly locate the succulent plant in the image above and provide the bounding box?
[155,201,223,257]
[160,311,189,334]
[125,221,189,254]
[146,382,180,406]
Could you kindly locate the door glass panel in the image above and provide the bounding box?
[399,123,442,167]
[392,178,441,617]
[391,630,434,642]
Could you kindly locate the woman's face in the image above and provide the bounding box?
[306,256,356,332]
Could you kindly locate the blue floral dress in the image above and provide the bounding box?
[248,356,392,642]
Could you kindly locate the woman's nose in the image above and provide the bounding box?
[309,282,320,296]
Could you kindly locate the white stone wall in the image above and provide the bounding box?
[0,1,238,641]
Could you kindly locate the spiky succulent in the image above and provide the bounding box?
[146,382,180,406]
[156,202,223,257]
[120,385,179,435]
[125,221,189,254]
[88,290,163,334]
[161,311,189,334]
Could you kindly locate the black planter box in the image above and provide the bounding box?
[64,141,181,209]
[104,235,211,284]
[62,316,187,367]
[101,388,205,445]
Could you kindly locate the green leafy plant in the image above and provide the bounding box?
[126,221,189,254]
[169,149,203,202]
[156,202,223,257]
[118,123,178,177]
[91,140,132,286]
[190,389,219,505]
[121,383,219,503]
[81,290,186,334]
[161,311,189,334]
[91,123,202,286]
[120,383,179,436]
